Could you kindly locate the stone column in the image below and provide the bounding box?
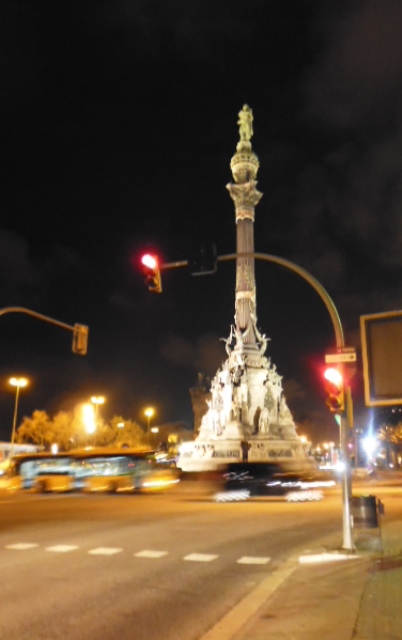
[226,105,262,352]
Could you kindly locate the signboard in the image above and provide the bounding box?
[325,347,357,364]
[360,310,402,407]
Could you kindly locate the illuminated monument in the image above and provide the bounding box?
[179,106,310,472]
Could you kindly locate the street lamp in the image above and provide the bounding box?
[144,407,155,437]
[9,377,28,456]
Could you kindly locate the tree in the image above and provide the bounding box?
[102,417,146,448]
[52,411,83,450]
[17,410,53,448]
[15,410,188,452]
[377,423,402,467]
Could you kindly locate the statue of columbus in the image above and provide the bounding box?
[237,104,254,142]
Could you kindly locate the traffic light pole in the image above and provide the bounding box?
[0,307,89,355]
[161,251,355,550]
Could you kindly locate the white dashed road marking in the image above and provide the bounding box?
[46,545,79,553]
[183,553,218,562]
[5,543,39,550]
[135,550,169,558]
[3,543,272,568]
[88,547,123,556]
[237,556,271,565]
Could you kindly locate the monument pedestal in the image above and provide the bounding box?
[178,435,314,473]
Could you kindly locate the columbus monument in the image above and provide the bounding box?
[179,105,311,472]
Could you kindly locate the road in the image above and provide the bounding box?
[0,475,400,640]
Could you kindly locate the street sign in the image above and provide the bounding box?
[360,310,402,406]
[325,348,357,364]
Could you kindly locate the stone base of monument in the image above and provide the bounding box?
[178,437,315,473]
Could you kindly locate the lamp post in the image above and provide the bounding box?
[9,377,28,457]
[144,407,155,441]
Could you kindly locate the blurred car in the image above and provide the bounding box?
[212,462,335,502]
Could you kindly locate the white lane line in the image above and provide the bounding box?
[183,553,218,562]
[88,547,123,556]
[237,556,271,565]
[5,543,39,550]
[135,550,168,558]
[46,545,79,553]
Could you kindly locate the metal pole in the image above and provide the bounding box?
[340,414,354,550]
[10,385,20,459]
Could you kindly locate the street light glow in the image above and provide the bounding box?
[82,403,96,435]
[9,377,28,388]
[362,435,378,457]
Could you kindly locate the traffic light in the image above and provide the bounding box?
[141,254,162,293]
[72,324,89,355]
[324,366,345,413]
[189,243,217,276]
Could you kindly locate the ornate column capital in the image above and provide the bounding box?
[226,180,263,221]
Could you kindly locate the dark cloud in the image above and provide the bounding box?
[303,1,402,129]
[0,228,38,289]
[259,0,402,339]
[97,0,264,57]
[160,333,225,377]
[0,227,84,305]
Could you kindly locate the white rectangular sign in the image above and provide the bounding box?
[325,352,357,363]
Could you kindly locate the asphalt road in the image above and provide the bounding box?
[0,476,399,640]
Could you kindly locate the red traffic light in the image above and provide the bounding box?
[324,367,344,413]
[141,254,162,293]
[141,254,158,270]
[324,367,343,386]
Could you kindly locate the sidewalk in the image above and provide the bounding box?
[198,495,402,640]
[231,515,402,640]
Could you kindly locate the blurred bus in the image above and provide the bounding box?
[7,452,83,492]
[6,448,180,494]
[75,448,180,494]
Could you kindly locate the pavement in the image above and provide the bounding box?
[200,477,402,640]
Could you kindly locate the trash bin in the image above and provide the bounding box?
[350,495,379,529]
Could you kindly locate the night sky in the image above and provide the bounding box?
[1,0,402,442]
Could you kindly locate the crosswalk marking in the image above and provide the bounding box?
[237,556,271,565]
[3,543,272,567]
[135,550,168,558]
[5,543,39,550]
[88,547,123,556]
[46,545,79,553]
[183,553,218,562]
